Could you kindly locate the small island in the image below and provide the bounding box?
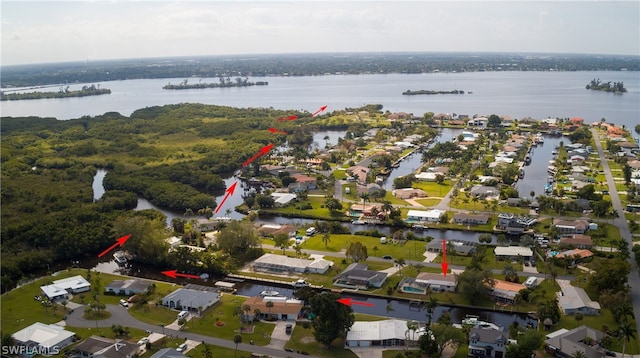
[0,84,110,101]
[586,78,626,93]
[402,89,465,95]
[163,77,268,90]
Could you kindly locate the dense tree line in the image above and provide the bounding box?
[586,78,627,93]
[2,53,638,87]
[163,77,268,89]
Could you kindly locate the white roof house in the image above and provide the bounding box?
[271,193,297,207]
[407,209,444,222]
[415,172,440,181]
[40,275,91,300]
[253,253,333,274]
[346,319,425,347]
[494,247,533,258]
[13,322,76,353]
[557,285,600,316]
[162,288,219,312]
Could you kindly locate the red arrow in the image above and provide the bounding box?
[277,115,298,121]
[311,105,327,117]
[267,127,288,135]
[441,239,448,277]
[336,298,375,307]
[214,181,238,214]
[98,234,131,258]
[242,143,274,167]
[161,270,201,279]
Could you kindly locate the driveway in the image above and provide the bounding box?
[266,321,293,350]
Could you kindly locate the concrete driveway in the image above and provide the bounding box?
[266,321,293,350]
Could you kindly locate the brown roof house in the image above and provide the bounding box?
[244,296,303,321]
[558,235,593,249]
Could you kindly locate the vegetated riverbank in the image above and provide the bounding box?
[163,77,268,90]
[585,78,627,93]
[402,89,465,95]
[0,85,110,101]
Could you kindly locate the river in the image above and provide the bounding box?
[3,71,639,131]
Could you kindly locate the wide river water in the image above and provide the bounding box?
[3,71,639,130]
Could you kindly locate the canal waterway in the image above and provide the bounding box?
[516,135,566,200]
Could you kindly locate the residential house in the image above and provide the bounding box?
[557,285,600,316]
[559,235,593,249]
[105,279,151,296]
[406,209,445,223]
[357,183,384,196]
[291,174,317,190]
[468,327,509,358]
[468,117,488,129]
[392,188,427,199]
[12,323,76,356]
[506,198,529,207]
[244,296,303,321]
[553,219,590,235]
[555,249,593,260]
[161,288,219,313]
[260,164,288,175]
[288,182,309,193]
[345,319,426,348]
[452,213,490,225]
[71,336,139,358]
[469,185,498,198]
[496,214,536,235]
[40,275,91,301]
[489,279,527,304]
[194,218,217,232]
[347,165,370,184]
[494,247,533,261]
[252,253,332,274]
[333,263,388,289]
[271,192,297,207]
[398,272,457,295]
[426,240,476,256]
[544,326,605,358]
[415,172,440,181]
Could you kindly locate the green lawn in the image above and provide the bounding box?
[128,304,178,326]
[412,180,452,198]
[303,234,429,261]
[182,341,252,358]
[284,322,357,358]
[415,198,441,207]
[181,295,275,346]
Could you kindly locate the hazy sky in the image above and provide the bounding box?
[2,1,639,66]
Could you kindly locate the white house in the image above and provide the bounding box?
[40,275,91,300]
[271,192,297,207]
[161,288,219,313]
[252,253,332,274]
[407,209,444,223]
[557,285,600,316]
[12,322,76,355]
[346,319,425,348]
[493,246,533,261]
[415,172,439,181]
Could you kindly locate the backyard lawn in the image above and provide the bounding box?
[284,323,358,358]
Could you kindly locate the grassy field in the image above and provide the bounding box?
[412,180,453,198]
[181,294,275,346]
[302,233,430,261]
[127,304,178,326]
[415,198,441,207]
[284,323,358,358]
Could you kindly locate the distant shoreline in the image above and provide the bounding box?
[402,89,465,95]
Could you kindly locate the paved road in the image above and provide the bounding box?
[591,128,640,338]
[65,304,314,358]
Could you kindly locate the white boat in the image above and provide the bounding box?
[461,315,502,330]
[352,220,366,225]
[260,290,280,297]
[113,251,127,264]
[547,166,558,175]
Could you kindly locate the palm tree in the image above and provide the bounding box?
[293,243,302,258]
[615,302,635,323]
[253,308,261,322]
[360,192,370,210]
[619,322,637,358]
[425,296,438,327]
[242,304,252,323]
[323,135,330,148]
[394,258,406,277]
[233,334,242,358]
[406,320,419,345]
[502,264,517,282]
[265,301,274,319]
[322,233,330,248]
[372,246,379,257]
[225,208,232,218]
[571,351,587,358]
[446,241,456,264]
[381,201,394,216]
[386,302,395,318]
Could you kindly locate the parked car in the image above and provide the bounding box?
[285,324,293,335]
[382,255,393,260]
[605,350,617,357]
[137,337,149,345]
[176,343,187,352]
[292,279,310,288]
[119,299,129,307]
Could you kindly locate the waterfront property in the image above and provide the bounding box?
[488,279,527,304]
[244,296,302,321]
[406,209,445,223]
[469,185,498,198]
[252,253,332,274]
[12,322,76,354]
[452,212,490,225]
[345,319,424,348]
[468,326,509,358]
[544,325,605,358]
[553,219,593,236]
[40,275,91,300]
[271,192,297,207]
[493,247,533,261]
[333,263,388,289]
[161,288,219,313]
[71,335,139,358]
[558,235,593,249]
[557,285,600,316]
[554,249,594,260]
[426,240,476,256]
[392,188,427,199]
[398,272,457,295]
[105,279,152,296]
